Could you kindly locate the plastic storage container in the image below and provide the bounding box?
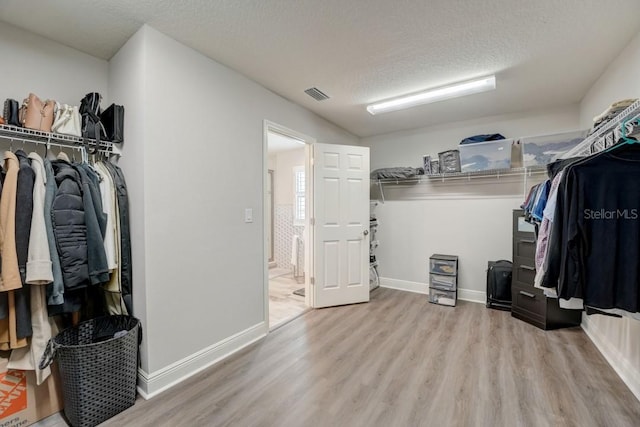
[40,315,141,427]
[429,255,458,276]
[429,254,459,307]
[430,274,457,291]
[458,138,513,172]
[520,130,588,167]
[429,289,457,307]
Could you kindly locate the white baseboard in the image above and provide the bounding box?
[380,277,485,304]
[380,277,428,294]
[581,315,640,401]
[457,289,486,304]
[137,322,267,399]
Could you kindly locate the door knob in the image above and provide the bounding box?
[363,229,369,236]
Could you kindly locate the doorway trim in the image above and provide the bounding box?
[263,120,316,329]
[267,169,275,264]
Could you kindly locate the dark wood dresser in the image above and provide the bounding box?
[511,209,582,330]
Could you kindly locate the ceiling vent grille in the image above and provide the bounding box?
[304,87,330,101]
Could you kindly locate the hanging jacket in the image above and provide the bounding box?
[94,162,117,270]
[8,284,57,384]
[51,160,90,290]
[0,152,22,292]
[43,159,65,306]
[0,169,5,322]
[10,152,57,382]
[14,150,33,339]
[74,164,109,285]
[0,152,27,350]
[77,163,107,237]
[102,161,132,314]
[95,162,126,315]
[0,173,5,321]
[26,153,54,285]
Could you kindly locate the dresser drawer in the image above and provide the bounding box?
[513,256,536,285]
[513,237,536,259]
[512,282,546,318]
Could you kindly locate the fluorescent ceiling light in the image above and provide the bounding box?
[366,75,496,115]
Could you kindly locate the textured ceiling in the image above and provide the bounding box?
[1,0,640,137]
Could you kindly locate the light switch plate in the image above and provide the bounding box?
[244,208,253,223]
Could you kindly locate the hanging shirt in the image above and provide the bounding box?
[531,180,551,222]
[555,146,640,313]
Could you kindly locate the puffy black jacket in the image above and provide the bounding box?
[74,164,109,285]
[51,160,90,290]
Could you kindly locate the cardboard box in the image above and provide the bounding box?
[0,358,63,427]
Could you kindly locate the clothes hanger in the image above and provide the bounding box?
[57,150,70,162]
[605,118,638,152]
[627,118,640,138]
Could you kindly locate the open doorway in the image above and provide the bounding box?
[264,122,312,329]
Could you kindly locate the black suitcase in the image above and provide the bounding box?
[486,260,513,310]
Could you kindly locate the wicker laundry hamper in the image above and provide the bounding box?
[40,315,141,427]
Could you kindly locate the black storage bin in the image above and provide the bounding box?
[40,315,141,427]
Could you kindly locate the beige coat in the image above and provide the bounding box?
[8,285,57,384]
[0,152,27,350]
[0,152,22,291]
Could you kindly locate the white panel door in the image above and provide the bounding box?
[313,143,370,308]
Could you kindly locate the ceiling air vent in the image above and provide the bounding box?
[304,87,330,101]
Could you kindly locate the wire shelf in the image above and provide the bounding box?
[0,124,114,152]
[374,166,548,185]
[561,99,640,158]
[372,166,548,203]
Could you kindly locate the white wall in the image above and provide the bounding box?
[580,31,640,128]
[110,25,358,396]
[273,149,305,205]
[108,28,150,371]
[363,105,580,298]
[0,21,108,108]
[578,30,640,400]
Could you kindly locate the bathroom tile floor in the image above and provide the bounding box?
[269,271,308,329]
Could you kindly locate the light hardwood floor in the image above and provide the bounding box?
[37,288,640,427]
[269,270,307,328]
